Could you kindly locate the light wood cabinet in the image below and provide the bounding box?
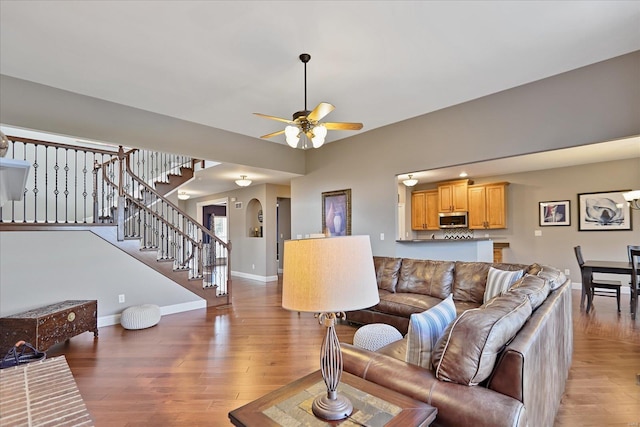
[468,182,509,229]
[493,243,510,263]
[411,190,439,230]
[438,179,470,212]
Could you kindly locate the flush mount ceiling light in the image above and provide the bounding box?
[177,191,190,200]
[235,175,252,187]
[402,174,418,187]
[254,53,363,149]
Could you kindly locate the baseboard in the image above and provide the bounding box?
[571,281,631,294]
[97,299,207,327]
[232,270,278,282]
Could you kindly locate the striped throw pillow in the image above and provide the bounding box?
[483,267,524,303]
[405,294,456,369]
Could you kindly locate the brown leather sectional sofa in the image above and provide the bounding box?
[342,257,573,427]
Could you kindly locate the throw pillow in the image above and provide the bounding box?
[432,292,532,386]
[405,294,456,369]
[483,267,524,303]
[509,274,550,310]
[536,265,567,290]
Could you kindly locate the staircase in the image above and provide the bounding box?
[0,136,231,308]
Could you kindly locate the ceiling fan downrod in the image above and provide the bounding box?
[300,53,311,115]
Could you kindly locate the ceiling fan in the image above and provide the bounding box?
[254,53,363,149]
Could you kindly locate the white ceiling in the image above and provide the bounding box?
[1,1,639,195]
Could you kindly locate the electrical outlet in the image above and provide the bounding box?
[534,230,542,237]
[380,233,385,241]
[564,269,570,276]
[118,294,125,303]
[252,264,255,270]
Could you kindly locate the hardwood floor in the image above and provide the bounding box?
[45,277,640,426]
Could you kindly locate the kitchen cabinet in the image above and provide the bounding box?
[468,182,509,229]
[493,242,510,263]
[411,190,439,230]
[438,179,471,212]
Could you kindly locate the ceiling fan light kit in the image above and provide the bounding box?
[254,53,363,149]
[235,175,252,187]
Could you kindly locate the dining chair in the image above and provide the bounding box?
[630,248,640,320]
[574,245,622,312]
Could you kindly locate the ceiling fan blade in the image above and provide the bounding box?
[323,122,364,131]
[307,102,335,122]
[253,112,293,124]
[260,129,286,139]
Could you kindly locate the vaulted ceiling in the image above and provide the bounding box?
[1,1,639,195]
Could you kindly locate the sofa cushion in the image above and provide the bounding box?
[453,262,528,304]
[536,265,567,291]
[509,274,550,310]
[373,256,403,293]
[432,292,532,386]
[405,295,456,369]
[452,262,491,304]
[396,259,455,298]
[375,292,444,318]
[483,267,524,303]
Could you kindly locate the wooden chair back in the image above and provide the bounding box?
[574,246,585,267]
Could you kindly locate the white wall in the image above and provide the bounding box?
[0,231,204,320]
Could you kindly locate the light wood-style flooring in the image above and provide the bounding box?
[45,277,639,426]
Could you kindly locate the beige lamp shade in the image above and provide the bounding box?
[282,235,379,313]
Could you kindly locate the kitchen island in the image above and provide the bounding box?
[395,238,494,262]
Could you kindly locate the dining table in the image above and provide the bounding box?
[581,260,636,319]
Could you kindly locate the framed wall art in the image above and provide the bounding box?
[578,190,632,231]
[322,189,351,236]
[539,200,570,226]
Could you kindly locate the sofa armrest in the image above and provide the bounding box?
[342,343,526,427]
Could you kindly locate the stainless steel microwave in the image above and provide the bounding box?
[438,212,468,228]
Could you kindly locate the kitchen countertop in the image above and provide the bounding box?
[396,238,493,243]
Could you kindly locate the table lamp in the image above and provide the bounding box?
[282,235,379,420]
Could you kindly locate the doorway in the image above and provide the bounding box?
[276,198,291,273]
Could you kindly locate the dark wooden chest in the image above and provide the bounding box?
[0,300,98,352]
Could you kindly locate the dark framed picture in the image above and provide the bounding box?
[539,200,570,226]
[578,190,632,231]
[322,189,351,236]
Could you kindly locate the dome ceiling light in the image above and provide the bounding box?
[402,174,418,187]
[235,175,252,187]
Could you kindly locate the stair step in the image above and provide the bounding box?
[139,247,159,251]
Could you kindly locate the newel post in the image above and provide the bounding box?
[116,146,126,241]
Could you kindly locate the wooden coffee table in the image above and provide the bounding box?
[229,370,437,426]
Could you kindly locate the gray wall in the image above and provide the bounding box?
[403,158,638,284]
[0,52,638,315]
[0,231,203,319]
[290,52,640,260]
[183,183,291,280]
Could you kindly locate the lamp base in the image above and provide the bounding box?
[312,393,353,421]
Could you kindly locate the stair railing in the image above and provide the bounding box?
[1,136,230,299]
[101,147,231,296]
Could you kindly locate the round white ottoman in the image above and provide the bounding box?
[353,323,402,351]
[120,304,161,330]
